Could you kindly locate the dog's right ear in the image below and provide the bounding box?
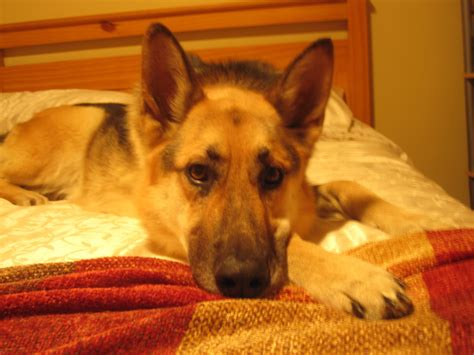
[141,23,204,128]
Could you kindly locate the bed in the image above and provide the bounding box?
[1,1,473,353]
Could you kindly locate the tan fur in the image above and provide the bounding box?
[0,24,421,319]
[0,106,105,204]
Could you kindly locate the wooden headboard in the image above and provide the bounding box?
[0,0,372,125]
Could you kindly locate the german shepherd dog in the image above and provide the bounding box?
[0,24,418,320]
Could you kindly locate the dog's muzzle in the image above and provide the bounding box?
[214,255,270,298]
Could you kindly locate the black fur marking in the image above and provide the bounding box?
[189,54,280,94]
[75,103,130,153]
[256,145,299,173]
[75,102,126,115]
[206,146,221,162]
[230,109,241,126]
[257,148,270,165]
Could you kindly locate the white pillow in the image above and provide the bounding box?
[0,88,353,133]
[323,90,354,129]
[0,89,133,134]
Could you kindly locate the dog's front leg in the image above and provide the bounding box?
[315,181,426,235]
[287,234,413,319]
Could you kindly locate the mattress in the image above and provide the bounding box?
[1,89,473,268]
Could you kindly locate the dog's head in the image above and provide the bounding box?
[136,24,333,298]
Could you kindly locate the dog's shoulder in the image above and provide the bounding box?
[75,103,130,151]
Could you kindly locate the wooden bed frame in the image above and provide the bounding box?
[0,0,372,125]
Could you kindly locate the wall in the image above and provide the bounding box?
[0,0,470,205]
[371,0,469,205]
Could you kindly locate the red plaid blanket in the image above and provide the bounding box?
[1,229,473,353]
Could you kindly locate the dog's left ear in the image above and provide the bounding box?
[141,23,204,128]
[270,39,333,144]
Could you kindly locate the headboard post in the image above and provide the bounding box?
[347,0,372,125]
[0,1,374,126]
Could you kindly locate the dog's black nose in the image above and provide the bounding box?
[215,256,270,298]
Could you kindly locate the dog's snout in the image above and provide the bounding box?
[215,256,269,298]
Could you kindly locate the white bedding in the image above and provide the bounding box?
[1,89,473,268]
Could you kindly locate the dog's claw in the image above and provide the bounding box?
[350,299,366,319]
[382,292,414,319]
[397,291,414,314]
[343,292,366,319]
[383,296,397,319]
[394,277,407,290]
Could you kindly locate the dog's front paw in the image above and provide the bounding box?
[10,190,49,206]
[337,268,413,320]
[288,237,414,320]
[304,254,413,320]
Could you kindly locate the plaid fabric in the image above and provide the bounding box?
[0,229,473,354]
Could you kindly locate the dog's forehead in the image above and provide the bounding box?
[165,86,300,173]
[204,86,278,123]
[180,86,282,155]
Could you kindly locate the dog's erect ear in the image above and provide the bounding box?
[271,39,333,143]
[141,23,204,127]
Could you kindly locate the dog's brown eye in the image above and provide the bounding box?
[187,164,210,185]
[261,166,284,189]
